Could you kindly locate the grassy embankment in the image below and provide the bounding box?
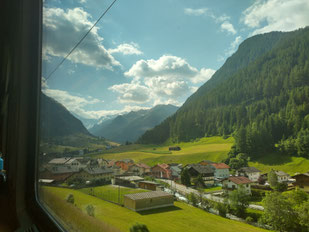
[41,186,268,232]
[79,185,149,205]
[94,136,309,175]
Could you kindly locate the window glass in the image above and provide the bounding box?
[38,0,309,232]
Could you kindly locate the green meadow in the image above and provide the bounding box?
[93,136,309,174]
[79,185,148,205]
[41,186,268,232]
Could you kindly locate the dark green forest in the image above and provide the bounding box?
[138,27,309,158]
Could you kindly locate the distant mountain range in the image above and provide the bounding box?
[138,27,309,151]
[40,93,90,138]
[89,104,179,143]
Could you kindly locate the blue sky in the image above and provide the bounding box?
[42,0,309,119]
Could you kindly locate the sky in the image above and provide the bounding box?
[42,0,309,120]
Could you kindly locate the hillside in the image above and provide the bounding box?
[138,27,309,158]
[40,93,90,138]
[90,104,178,144]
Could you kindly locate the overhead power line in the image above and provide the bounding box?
[45,0,118,80]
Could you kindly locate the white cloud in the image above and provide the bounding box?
[225,36,243,56]
[242,0,309,35]
[43,7,120,69]
[43,88,104,119]
[79,0,87,3]
[108,42,143,55]
[221,21,237,35]
[184,8,237,35]
[109,83,150,104]
[110,55,215,106]
[184,8,208,16]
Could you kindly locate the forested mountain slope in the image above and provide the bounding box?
[138,27,309,157]
[90,104,178,144]
[40,93,90,138]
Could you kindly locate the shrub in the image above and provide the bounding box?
[246,216,254,223]
[66,194,74,204]
[130,223,149,232]
[86,204,95,217]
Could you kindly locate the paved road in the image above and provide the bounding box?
[159,179,264,211]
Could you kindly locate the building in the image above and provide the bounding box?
[169,165,182,180]
[168,146,181,151]
[115,159,134,171]
[114,175,144,188]
[39,168,78,184]
[222,176,252,195]
[186,164,214,186]
[124,191,174,211]
[275,171,290,183]
[199,160,215,166]
[138,181,161,191]
[151,164,172,179]
[127,163,151,176]
[209,163,230,179]
[67,167,114,183]
[236,167,261,182]
[292,172,309,192]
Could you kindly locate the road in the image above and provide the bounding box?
[159,179,264,211]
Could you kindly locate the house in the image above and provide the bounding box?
[169,164,182,180]
[124,191,174,211]
[186,164,214,186]
[209,163,230,179]
[138,181,161,191]
[47,157,85,172]
[292,172,309,192]
[115,159,134,171]
[151,164,172,179]
[222,176,252,195]
[67,167,114,183]
[127,163,151,176]
[236,167,261,182]
[199,160,215,166]
[275,171,290,183]
[39,168,78,184]
[168,146,181,151]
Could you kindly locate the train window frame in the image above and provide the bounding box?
[1,0,65,231]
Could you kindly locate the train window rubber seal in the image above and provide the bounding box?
[1,0,65,231]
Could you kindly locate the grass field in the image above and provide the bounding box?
[79,185,148,205]
[249,152,309,175]
[91,136,309,175]
[42,186,268,232]
[94,136,233,166]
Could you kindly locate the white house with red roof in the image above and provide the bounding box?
[222,176,252,194]
[209,163,230,179]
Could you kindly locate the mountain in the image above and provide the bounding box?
[138,27,309,153]
[89,104,179,143]
[40,93,90,138]
[72,114,100,130]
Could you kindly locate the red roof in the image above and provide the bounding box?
[228,176,252,185]
[211,163,230,169]
[136,163,150,169]
[158,163,169,170]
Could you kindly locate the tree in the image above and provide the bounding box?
[187,192,198,207]
[296,200,309,230]
[130,223,150,232]
[180,169,191,187]
[268,170,278,190]
[194,174,205,188]
[227,186,250,217]
[86,204,95,217]
[262,192,300,232]
[66,194,74,204]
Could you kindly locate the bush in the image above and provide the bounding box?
[130,223,149,232]
[86,204,95,217]
[66,194,74,204]
[246,216,254,223]
[215,202,228,217]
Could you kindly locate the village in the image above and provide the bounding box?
[39,146,309,219]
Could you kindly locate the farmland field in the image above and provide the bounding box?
[41,186,268,232]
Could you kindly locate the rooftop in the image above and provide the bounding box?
[226,176,252,185]
[275,171,289,176]
[211,163,230,169]
[48,157,71,164]
[117,176,144,181]
[83,167,114,175]
[188,164,214,174]
[124,191,173,200]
